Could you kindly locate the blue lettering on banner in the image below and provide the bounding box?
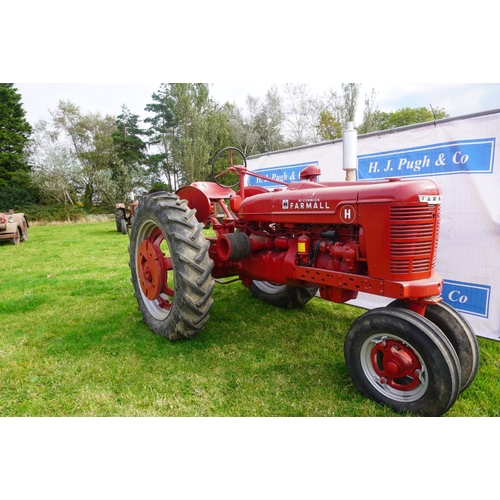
[442,279,491,318]
[249,161,319,188]
[357,138,495,180]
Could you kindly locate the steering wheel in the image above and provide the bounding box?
[211,147,247,188]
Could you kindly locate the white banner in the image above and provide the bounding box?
[247,111,500,341]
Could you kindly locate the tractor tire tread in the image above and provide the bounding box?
[129,192,214,341]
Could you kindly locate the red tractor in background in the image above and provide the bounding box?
[128,147,480,416]
[115,200,139,235]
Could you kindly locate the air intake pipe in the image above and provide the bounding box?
[216,232,281,261]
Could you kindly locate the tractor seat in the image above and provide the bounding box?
[190,182,235,201]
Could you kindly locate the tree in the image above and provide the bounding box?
[225,83,372,152]
[243,86,286,154]
[340,83,360,125]
[282,84,324,146]
[0,83,32,187]
[51,100,118,209]
[224,98,267,156]
[144,83,231,188]
[201,102,233,179]
[316,109,342,141]
[28,118,79,205]
[112,105,149,200]
[371,106,449,131]
[312,83,364,141]
[170,83,218,185]
[113,105,147,168]
[323,83,362,131]
[357,88,378,134]
[144,84,177,190]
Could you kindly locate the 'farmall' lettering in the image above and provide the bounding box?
[282,200,330,210]
[418,195,442,205]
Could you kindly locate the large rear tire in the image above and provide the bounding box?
[246,280,318,309]
[344,307,461,416]
[388,300,479,392]
[129,192,214,340]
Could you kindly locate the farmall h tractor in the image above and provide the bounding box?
[128,147,480,416]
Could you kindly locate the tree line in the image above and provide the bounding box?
[0,83,448,217]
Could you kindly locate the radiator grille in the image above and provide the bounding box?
[390,205,439,275]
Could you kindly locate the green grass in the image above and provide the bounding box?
[1,221,499,416]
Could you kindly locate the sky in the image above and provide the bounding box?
[13,82,500,129]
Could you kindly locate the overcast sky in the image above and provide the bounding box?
[13,83,500,128]
[6,0,499,129]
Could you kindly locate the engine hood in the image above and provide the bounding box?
[238,178,441,224]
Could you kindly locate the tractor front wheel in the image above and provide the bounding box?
[388,300,479,392]
[344,307,461,416]
[246,281,318,309]
[129,192,214,340]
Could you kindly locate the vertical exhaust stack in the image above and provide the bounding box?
[343,121,358,181]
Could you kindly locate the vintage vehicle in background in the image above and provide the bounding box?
[127,146,480,416]
[0,210,28,245]
[115,200,139,235]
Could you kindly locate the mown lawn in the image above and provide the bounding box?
[1,221,499,416]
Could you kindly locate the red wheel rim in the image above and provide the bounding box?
[371,339,423,391]
[137,228,173,308]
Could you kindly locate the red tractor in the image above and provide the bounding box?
[128,147,479,416]
[115,200,139,234]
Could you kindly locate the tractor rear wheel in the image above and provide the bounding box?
[246,281,318,309]
[388,300,479,392]
[344,307,461,416]
[129,192,214,340]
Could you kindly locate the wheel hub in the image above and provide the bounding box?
[137,239,166,301]
[371,340,422,391]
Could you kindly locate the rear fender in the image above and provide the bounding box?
[176,182,235,224]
